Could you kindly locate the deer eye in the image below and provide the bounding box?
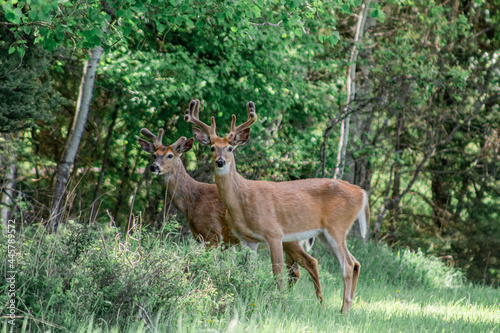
[210,146,215,152]
[153,153,158,158]
[227,146,233,152]
[166,153,174,159]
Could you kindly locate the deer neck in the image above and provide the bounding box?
[214,160,246,212]
[163,158,198,215]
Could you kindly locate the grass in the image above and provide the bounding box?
[1,221,499,333]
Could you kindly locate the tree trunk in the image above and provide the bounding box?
[50,46,104,233]
[91,104,119,222]
[1,134,17,228]
[334,0,371,181]
[112,147,131,223]
[430,157,450,230]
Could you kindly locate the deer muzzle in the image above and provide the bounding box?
[150,163,160,174]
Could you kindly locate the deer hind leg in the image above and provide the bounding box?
[319,231,357,313]
[348,249,361,302]
[283,241,323,302]
[284,244,301,284]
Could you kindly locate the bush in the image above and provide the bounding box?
[346,239,465,289]
[0,220,280,331]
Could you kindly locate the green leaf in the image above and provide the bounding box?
[43,32,57,51]
[8,46,15,54]
[318,34,327,43]
[328,31,340,45]
[21,25,31,34]
[252,6,261,18]
[28,9,38,20]
[289,14,300,27]
[230,26,238,32]
[5,10,21,24]
[341,4,351,14]
[123,9,133,19]
[294,28,303,37]
[371,8,386,21]
[55,26,65,41]
[185,18,194,28]
[17,46,25,58]
[157,22,167,33]
[174,15,184,26]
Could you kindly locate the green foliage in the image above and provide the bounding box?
[0,0,352,55]
[1,223,499,332]
[0,17,57,133]
[1,0,499,291]
[0,221,282,331]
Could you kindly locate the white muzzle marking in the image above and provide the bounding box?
[215,162,231,175]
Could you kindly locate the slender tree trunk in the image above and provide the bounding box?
[112,147,131,222]
[430,157,450,230]
[334,0,371,180]
[1,135,17,228]
[31,127,40,195]
[373,90,492,240]
[50,46,104,233]
[91,104,119,222]
[387,111,403,243]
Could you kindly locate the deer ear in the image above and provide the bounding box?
[175,138,194,154]
[193,127,211,146]
[138,138,155,153]
[232,128,251,146]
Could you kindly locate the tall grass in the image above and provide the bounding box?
[1,219,499,332]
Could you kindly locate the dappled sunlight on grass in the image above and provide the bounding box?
[355,297,500,329]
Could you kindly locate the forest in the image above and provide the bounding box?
[0,0,499,331]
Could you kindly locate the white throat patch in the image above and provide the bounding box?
[215,162,231,175]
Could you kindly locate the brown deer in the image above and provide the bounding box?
[185,100,370,313]
[138,128,323,299]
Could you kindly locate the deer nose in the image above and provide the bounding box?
[216,159,225,168]
[150,163,159,173]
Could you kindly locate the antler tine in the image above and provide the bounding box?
[157,129,164,148]
[141,128,156,141]
[170,136,187,150]
[184,99,218,141]
[228,101,258,138]
[140,128,164,149]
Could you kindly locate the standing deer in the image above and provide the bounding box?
[138,128,323,299]
[185,100,370,313]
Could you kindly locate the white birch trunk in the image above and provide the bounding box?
[1,136,17,228]
[334,0,371,181]
[50,46,104,232]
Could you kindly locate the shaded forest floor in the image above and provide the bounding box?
[1,220,499,332]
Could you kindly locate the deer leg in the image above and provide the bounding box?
[319,231,356,313]
[267,238,284,291]
[347,249,361,302]
[283,241,323,302]
[284,245,301,285]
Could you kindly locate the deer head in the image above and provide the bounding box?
[138,128,194,176]
[184,99,257,175]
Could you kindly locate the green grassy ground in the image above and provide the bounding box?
[168,241,500,333]
[1,223,499,333]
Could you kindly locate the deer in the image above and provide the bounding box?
[138,128,323,299]
[184,99,370,313]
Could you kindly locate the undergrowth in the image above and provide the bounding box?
[1,219,496,332]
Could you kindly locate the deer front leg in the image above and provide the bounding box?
[267,237,284,291]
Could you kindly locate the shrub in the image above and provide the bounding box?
[0,220,280,331]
